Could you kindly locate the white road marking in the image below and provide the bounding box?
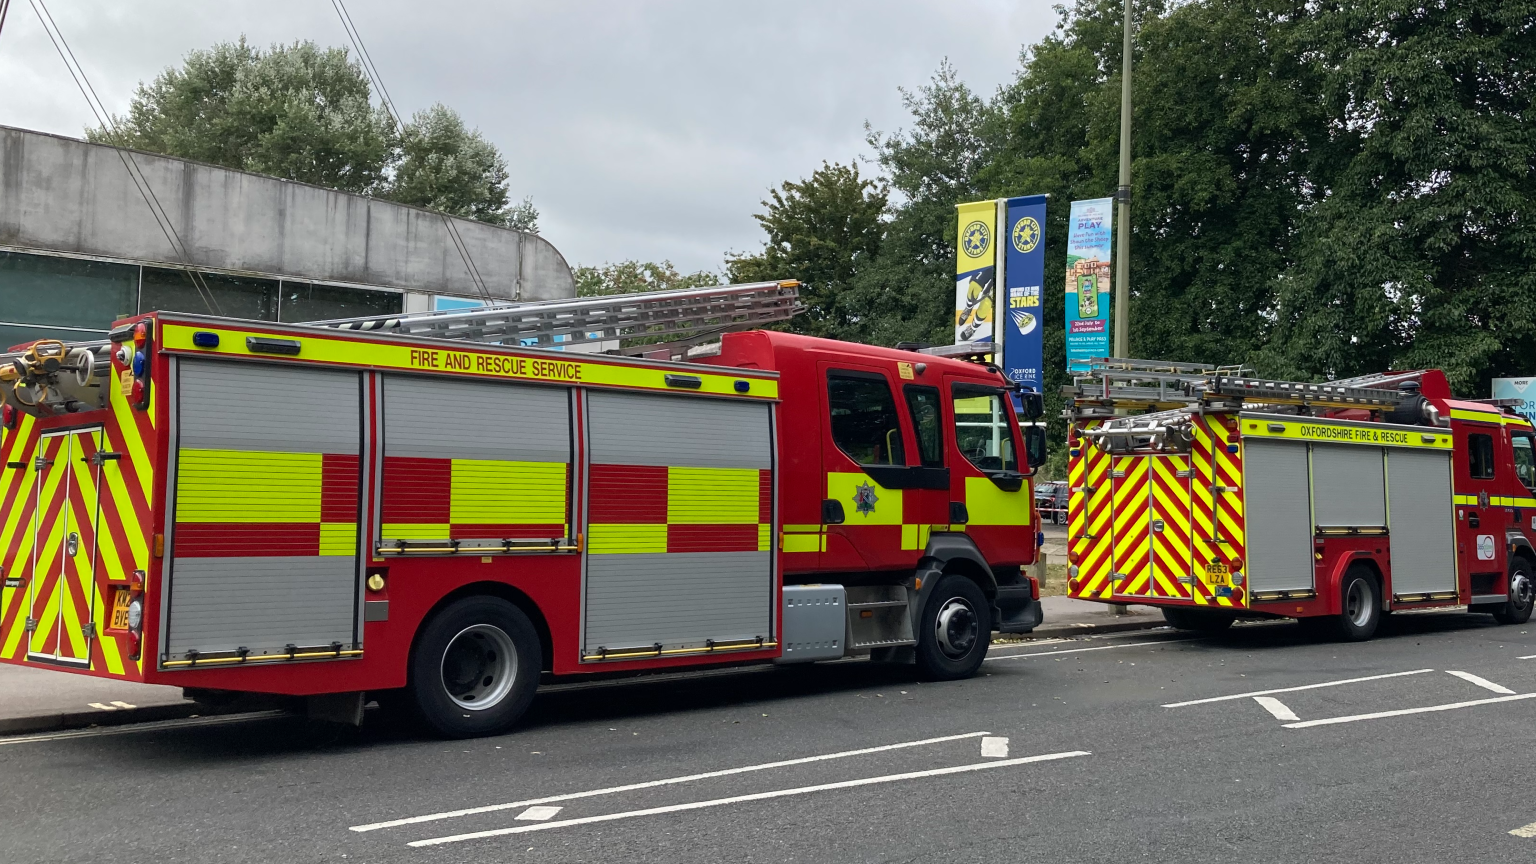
[350,730,994,832]
[1510,820,1536,838]
[980,736,1009,758]
[408,750,1092,847]
[110,701,135,709]
[1161,669,1435,708]
[514,806,562,821]
[1283,693,1536,728]
[986,637,1197,662]
[1252,696,1299,722]
[1519,655,1536,661]
[1446,670,1515,694]
[0,710,287,746]
[88,703,116,711]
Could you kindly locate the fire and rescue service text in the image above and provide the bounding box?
[409,349,582,382]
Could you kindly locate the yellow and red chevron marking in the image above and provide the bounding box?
[1189,414,1246,608]
[1067,423,1114,599]
[1207,414,1247,608]
[1110,455,1152,596]
[1149,455,1193,600]
[0,372,157,679]
[1189,415,1219,607]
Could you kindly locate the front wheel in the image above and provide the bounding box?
[1493,558,1535,625]
[409,596,541,738]
[1331,566,1381,641]
[915,575,991,681]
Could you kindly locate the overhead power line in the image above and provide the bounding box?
[28,0,221,314]
[329,0,494,303]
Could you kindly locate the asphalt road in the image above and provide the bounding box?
[5,611,1536,863]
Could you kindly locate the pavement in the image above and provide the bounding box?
[4,609,1535,863]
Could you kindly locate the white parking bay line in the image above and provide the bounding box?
[408,751,1091,847]
[987,637,1197,662]
[1162,669,1435,708]
[1510,820,1536,838]
[0,710,287,746]
[1446,670,1515,695]
[349,730,993,832]
[1253,696,1300,722]
[1283,692,1536,729]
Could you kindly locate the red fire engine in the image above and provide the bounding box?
[1064,359,1536,639]
[0,282,1046,737]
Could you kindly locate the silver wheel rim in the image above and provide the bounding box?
[440,623,518,711]
[1512,571,1533,609]
[935,597,979,660]
[1345,579,1372,628]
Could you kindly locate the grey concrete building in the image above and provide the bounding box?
[0,125,575,349]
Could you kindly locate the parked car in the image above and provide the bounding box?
[1034,480,1069,524]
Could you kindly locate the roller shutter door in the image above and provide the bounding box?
[1387,448,1456,596]
[583,391,773,655]
[1312,444,1387,528]
[1242,439,1314,593]
[379,376,572,547]
[166,360,362,661]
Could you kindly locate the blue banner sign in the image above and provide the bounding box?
[1002,195,1047,394]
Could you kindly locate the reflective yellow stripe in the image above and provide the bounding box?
[827,472,902,525]
[450,460,567,524]
[667,467,760,524]
[782,524,822,533]
[176,450,320,522]
[757,523,772,552]
[588,523,668,554]
[382,522,450,540]
[1450,408,1502,424]
[319,523,357,556]
[963,476,1032,526]
[1241,417,1451,449]
[160,322,778,400]
[782,532,820,553]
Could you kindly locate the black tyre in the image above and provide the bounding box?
[915,575,991,681]
[1493,558,1535,625]
[1161,606,1235,632]
[1331,566,1381,641]
[408,596,541,739]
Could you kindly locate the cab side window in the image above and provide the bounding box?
[1512,433,1536,488]
[828,372,906,466]
[1469,433,1496,480]
[903,386,944,468]
[952,384,1018,472]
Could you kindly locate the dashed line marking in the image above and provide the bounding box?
[1446,670,1515,695]
[408,751,1092,847]
[0,711,287,746]
[986,637,1197,662]
[980,736,1009,758]
[1510,820,1536,838]
[1162,669,1435,708]
[1253,696,1299,722]
[514,806,562,822]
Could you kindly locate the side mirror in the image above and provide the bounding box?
[1023,425,1047,471]
[1017,390,1045,420]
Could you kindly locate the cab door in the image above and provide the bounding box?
[1455,425,1506,595]
[946,380,1033,567]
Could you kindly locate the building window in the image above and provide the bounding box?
[0,250,138,348]
[279,282,403,322]
[140,267,278,321]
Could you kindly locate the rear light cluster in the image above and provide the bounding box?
[110,321,153,411]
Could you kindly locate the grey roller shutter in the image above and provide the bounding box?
[383,376,570,462]
[1386,448,1457,596]
[166,359,363,662]
[588,390,771,468]
[1312,444,1387,528]
[1242,439,1315,593]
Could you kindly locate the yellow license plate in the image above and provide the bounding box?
[109,589,132,630]
[1202,562,1231,587]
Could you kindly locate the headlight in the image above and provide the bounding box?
[126,598,143,633]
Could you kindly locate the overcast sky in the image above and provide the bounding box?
[0,1,1055,274]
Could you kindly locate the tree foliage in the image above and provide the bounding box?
[91,38,535,230]
[574,260,720,297]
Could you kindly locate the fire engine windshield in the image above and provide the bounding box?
[952,384,1017,473]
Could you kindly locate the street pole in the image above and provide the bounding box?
[1113,0,1133,361]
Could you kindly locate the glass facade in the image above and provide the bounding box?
[0,249,405,348]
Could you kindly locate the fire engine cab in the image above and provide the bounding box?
[1065,359,1536,639]
[0,282,1046,737]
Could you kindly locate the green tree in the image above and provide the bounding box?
[573,260,719,297]
[91,38,394,194]
[388,103,514,225]
[727,162,888,340]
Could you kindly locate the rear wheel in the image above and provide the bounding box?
[915,575,991,681]
[1161,606,1235,632]
[1493,558,1535,625]
[1331,566,1381,641]
[409,596,541,738]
